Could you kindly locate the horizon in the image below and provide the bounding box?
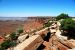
[0,0,75,17]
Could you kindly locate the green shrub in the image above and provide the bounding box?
[1,40,11,49]
[1,40,17,49]
[10,32,18,40]
[60,18,75,38]
[56,13,69,21]
[0,47,5,50]
[61,18,75,30]
[17,29,23,33]
[9,41,17,47]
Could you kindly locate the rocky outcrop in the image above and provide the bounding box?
[8,21,75,50]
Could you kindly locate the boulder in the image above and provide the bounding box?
[18,34,29,43]
[35,27,49,37]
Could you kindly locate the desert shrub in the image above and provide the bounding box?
[9,41,17,47]
[10,32,18,40]
[60,18,75,39]
[1,40,11,49]
[17,28,23,33]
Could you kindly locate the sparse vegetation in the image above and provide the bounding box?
[0,27,23,50]
[0,32,18,50]
[0,40,17,50]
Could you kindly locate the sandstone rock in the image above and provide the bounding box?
[64,41,75,48]
[58,39,75,49]
[68,48,75,50]
[50,46,57,50]
[50,29,56,33]
[18,34,29,43]
[35,27,49,37]
[14,35,43,50]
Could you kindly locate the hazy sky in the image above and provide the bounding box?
[0,0,75,17]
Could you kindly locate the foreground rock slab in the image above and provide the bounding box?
[14,35,43,50]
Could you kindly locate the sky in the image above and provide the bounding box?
[0,0,75,17]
